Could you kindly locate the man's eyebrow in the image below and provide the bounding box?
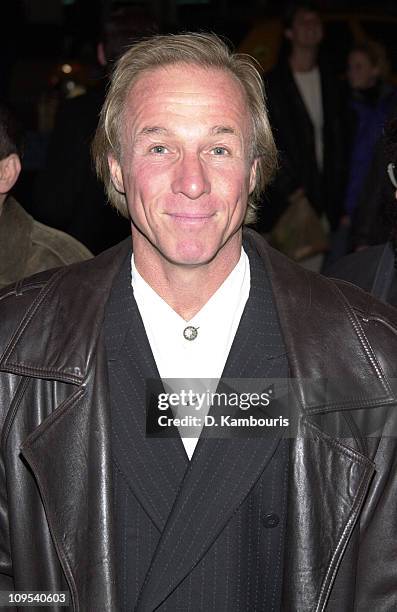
[137,126,171,138]
[211,125,237,136]
[135,125,238,138]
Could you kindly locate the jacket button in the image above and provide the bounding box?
[262,512,280,528]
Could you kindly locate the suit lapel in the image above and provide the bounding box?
[137,242,289,610]
[104,253,188,533]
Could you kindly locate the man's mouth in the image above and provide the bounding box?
[166,212,215,224]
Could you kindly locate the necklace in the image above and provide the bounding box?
[183,326,199,341]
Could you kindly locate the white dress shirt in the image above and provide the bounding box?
[130,248,250,459]
[293,66,324,171]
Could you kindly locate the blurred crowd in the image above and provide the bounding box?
[1,0,397,281]
[259,1,397,273]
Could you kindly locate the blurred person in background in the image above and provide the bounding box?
[350,97,397,251]
[264,0,348,270]
[337,40,397,256]
[34,3,156,255]
[326,117,397,306]
[0,104,91,289]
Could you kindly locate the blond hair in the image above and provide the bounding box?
[92,32,277,224]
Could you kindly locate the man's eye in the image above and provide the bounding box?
[211,146,229,156]
[150,145,168,154]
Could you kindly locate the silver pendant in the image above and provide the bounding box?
[183,326,198,341]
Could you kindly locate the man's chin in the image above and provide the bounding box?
[161,229,242,268]
[165,250,217,268]
[157,239,224,267]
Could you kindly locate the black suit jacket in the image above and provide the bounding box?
[104,242,290,610]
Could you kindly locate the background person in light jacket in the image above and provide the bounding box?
[0,103,91,289]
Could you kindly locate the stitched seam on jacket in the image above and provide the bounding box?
[364,316,397,335]
[0,268,67,366]
[305,395,396,415]
[316,463,374,612]
[342,411,368,457]
[20,387,86,611]
[2,364,81,384]
[331,283,392,395]
[1,377,31,450]
[303,419,374,612]
[0,282,45,302]
[304,419,374,467]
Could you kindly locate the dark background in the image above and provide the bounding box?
[4,1,397,127]
[3,0,396,211]
[4,0,396,127]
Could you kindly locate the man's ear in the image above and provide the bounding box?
[0,154,21,195]
[249,159,258,195]
[108,154,125,194]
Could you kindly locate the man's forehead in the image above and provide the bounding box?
[126,63,246,103]
[121,63,252,138]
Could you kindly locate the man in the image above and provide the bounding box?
[264,2,347,267]
[0,104,91,289]
[0,33,397,611]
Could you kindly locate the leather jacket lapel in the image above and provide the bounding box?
[19,349,117,612]
[0,242,131,611]
[282,416,375,612]
[245,232,389,610]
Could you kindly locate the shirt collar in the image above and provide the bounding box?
[130,248,249,329]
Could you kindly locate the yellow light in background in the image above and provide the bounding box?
[61,64,72,74]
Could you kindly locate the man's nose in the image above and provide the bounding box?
[171,154,211,199]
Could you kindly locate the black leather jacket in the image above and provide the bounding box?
[0,230,397,611]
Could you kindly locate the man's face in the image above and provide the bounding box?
[286,9,323,50]
[108,64,257,268]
